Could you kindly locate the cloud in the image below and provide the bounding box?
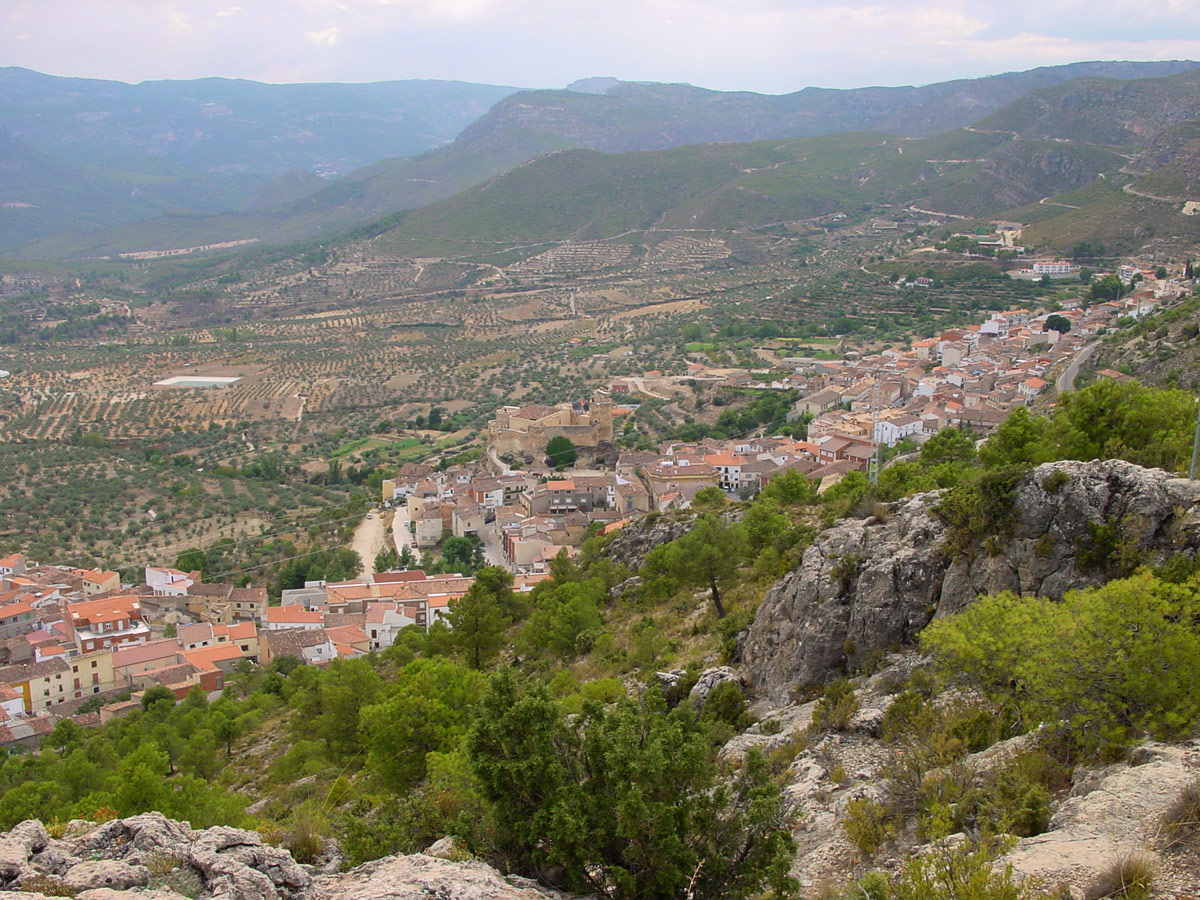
[0,0,1196,92]
[307,25,342,45]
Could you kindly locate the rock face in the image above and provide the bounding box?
[1001,741,1200,895]
[0,814,574,900]
[602,512,696,572]
[743,460,1200,702]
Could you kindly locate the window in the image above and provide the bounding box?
[91,661,97,669]
[72,666,79,673]
[93,686,100,693]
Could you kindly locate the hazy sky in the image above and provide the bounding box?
[5,0,1200,93]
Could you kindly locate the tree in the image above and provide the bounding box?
[1048,380,1197,472]
[446,572,513,669]
[1090,274,1124,302]
[691,486,728,510]
[1043,314,1071,334]
[440,535,482,574]
[175,549,208,577]
[545,435,578,467]
[141,685,176,713]
[518,580,604,659]
[467,671,796,900]
[361,658,485,791]
[920,426,977,467]
[643,514,745,618]
[978,406,1050,469]
[374,545,399,573]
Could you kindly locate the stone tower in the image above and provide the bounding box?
[591,389,614,443]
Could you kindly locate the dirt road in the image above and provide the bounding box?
[349,511,388,579]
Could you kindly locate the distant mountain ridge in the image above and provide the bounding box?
[0,68,519,175]
[8,60,1200,258]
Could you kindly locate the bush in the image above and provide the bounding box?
[1040,470,1069,494]
[1085,852,1156,900]
[842,797,896,854]
[1160,779,1200,850]
[810,679,859,733]
[286,804,328,865]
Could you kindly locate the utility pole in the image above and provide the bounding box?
[1190,396,1200,480]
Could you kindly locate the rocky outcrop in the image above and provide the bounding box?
[743,460,1200,702]
[0,815,574,900]
[603,511,696,572]
[306,853,575,900]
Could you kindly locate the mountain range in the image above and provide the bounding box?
[4,60,1200,259]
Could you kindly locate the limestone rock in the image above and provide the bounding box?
[602,513,696,573]
[1001,742,1200,893]
[188,826,310,900]
[62,861,150,892]
[76,813,195,862]
[743,460,1200,702]
[0,821,49,882]
[305,853,573,900]
[689,666,741,705]
[77,891,192,900]
[29,841,81,876]
[423,836,456,860]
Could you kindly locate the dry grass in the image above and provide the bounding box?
[1085,852,1157,900]
[1160,778,1200,851]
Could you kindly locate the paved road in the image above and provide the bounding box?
[1056,341,1101,394]
[391,503,422,566]
[479,522,511,571]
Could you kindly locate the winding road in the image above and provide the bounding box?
[1056,342,1101,394]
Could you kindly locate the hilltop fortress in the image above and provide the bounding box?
[487,389,614,459]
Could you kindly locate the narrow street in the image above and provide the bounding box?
[479,522,510,571]
[391,503,422,566]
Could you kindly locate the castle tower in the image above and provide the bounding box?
[592,389,613,443]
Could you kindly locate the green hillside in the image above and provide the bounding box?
[364,125,1134,259]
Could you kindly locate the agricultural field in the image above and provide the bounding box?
[0,207,1057,569]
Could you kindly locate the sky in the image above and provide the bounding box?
[5,0,1200,94]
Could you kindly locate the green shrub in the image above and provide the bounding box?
[701,680,749,731]
[842,797,896,854]
[286,804,328,865]
[890,838,1056,900]
[1040,470,1069,494]
[810,679,859,733]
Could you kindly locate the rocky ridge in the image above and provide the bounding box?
[0,813,570,900]
[742,459,1200,702]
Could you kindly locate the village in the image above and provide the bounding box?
[0,260,1181,749]
[380,260,1183,574]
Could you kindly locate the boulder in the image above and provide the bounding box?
[62,861,150,892]
[689,666,741,705]
[0,821,49,882]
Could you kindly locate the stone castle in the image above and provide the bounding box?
[487,389,613,459]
